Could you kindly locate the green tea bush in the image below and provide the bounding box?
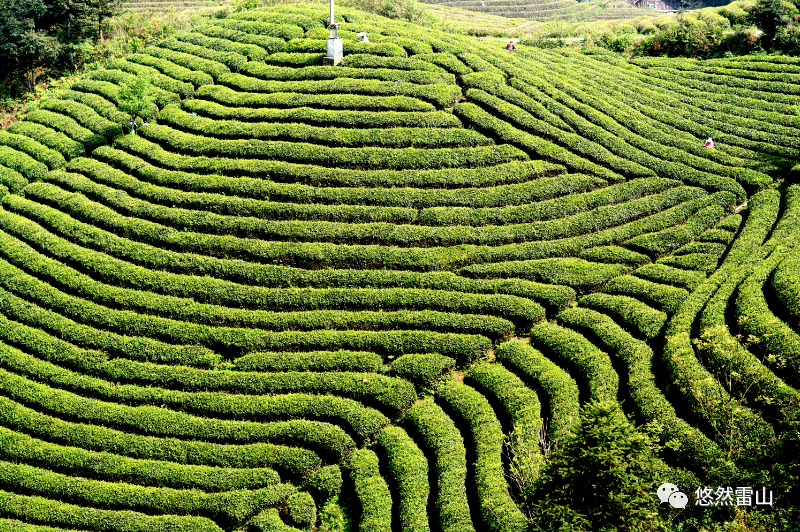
[347,449,392,532]
[6,122,84,160]
[404,401,473,532]
[436,382,528,532]
[376,427,430,532]
[390,353,455,387]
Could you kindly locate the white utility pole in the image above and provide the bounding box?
[324,0,343,65]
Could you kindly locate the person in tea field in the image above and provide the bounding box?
[357,32,369,42]
[704,137,715,148]
[506,41,516,51]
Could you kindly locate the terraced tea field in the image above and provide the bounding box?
[420,0,604,21]
[0,4,798,530]
[122,0,227,14]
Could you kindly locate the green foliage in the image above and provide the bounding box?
[747,0,795,50]
[116,75,153,130]
[436,381,529,532]
[376,426,430,532]
[404,400,473,532]
[346,449,392,532]
[286,491,317,529]
[306,465,343,501]
[390,353,455,388]
[0,7,799,532]
[525,401,669,532]
[530,322,619,402]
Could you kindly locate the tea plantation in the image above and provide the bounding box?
[0,3,798,530]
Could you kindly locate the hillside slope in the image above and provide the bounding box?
[0,4,798,531]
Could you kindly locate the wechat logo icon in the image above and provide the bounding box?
[658,483,688,509]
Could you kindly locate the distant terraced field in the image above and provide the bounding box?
[422,0,604,21]
[0,4,798,531]
[122,0,227,14]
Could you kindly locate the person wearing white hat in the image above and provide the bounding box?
[357,32,369,42]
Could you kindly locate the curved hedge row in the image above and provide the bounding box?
[157,104,490,148]
[24,109,107,151]
[0,459,297,523]
[240,61,455,85]
[404,400,474,532]
[436,382,528,532]
[6,121,85,160]
[0,490,225,532]
[138,123,523,171]
[376,427,430,532]
[347,449,392,532]
[183,96,457,127]
[555,307,727,473]
[234,350,384,373]
[0,426,281,492]
[529,322,618,402]
[0,131,65,170]
[602,275,688,314]
[0,203,570,311]
[217,74,461,108]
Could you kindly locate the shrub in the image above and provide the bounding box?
[623,204,726,256]
[390,353,455,388]
[156,104,489,149]
[462,257,629,293]
[286,491,317,529]
[0,131,63,171]
[579,293,667,339]
[346,449,392,532]
[158,38,248,72]
[305,465,343,500]
[0,391,321,478]
[529,322,619,403]
[436,382,528,532]
[464,362,542,444]
[0,425,280,492]
[455,95,629,183]
[404,401,473,532]
[24,109,107,151]
[177,31,267,61]
[6,121,85,160]
[0,143,49,182]
[38,98,123,138]
[249,508,303,532]
[59,88,132,124]
[0,459,297,523]
[217,74,461,108]
[633,263,706,290]
[146,44,232,79]
[210,19,305,40]
[579,245,650,267]
[602,275,689,314]
[556,307,726,472]
[240,62,455,85]
[0,490,224,532]
[376,427,430,532]
[126,53,215,87]
[234,350,384,373]
[282,38,408,57]
[525,401,670,532]
[184,95,455,125]
[198,83,436,112]
[418,176,679,227]
[102,60,193,100]
[194,24,284,53]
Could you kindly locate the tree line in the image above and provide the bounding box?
[0,0,120,91]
